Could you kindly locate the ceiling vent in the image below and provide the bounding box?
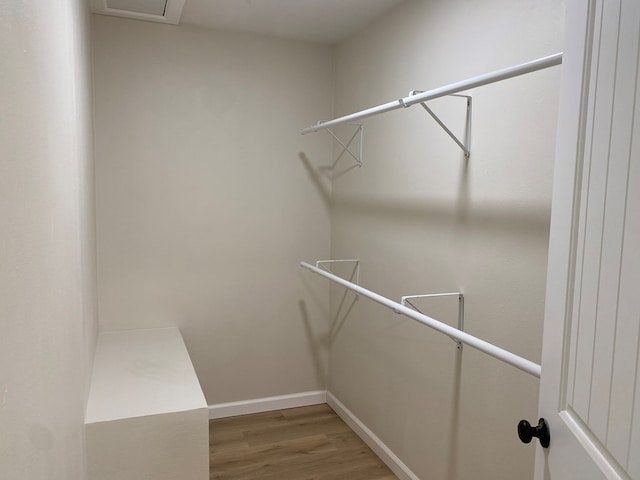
[90,0,186,24]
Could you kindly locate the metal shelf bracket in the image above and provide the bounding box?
[399,292,465,350]
[316,259,361,298]
[409,91,472,158]
[324,123,364,168]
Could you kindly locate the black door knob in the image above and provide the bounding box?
[518,418,550,448]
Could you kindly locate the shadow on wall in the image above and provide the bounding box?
[299,147,547,241]
[330,288,358,340]
[299,150,359,186]
[298,152,331,210]
[332,192,550,240]
[297,300,328,388]
[447,351,462,480]
[329,293,465,479]
[457,153,470,223]
[327,262,360,340]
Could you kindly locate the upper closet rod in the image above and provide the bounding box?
[301,52,563,135]
[300,261,541,378]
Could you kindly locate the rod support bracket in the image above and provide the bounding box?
[325,124,364,168]
[315,259,361,298]
[400,292,465,350]
[409,92,472,158]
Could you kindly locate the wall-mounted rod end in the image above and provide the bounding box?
[301,120,327,135]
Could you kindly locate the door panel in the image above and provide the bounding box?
[536,0,640,478]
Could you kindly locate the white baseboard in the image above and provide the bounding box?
[208,390,327,419]
[326,391,420,480]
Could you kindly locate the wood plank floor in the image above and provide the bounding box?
[209,404,399,480]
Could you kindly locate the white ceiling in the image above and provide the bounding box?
[93,0,406,44]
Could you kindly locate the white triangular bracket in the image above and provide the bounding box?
[409,91,472,158]
[397,292,465,350]
[316,259,361,300]
[325,123,364,168]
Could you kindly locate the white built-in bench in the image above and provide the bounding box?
[85,327,209,480]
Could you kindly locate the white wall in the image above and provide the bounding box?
[91,16,333,404]
[0,0,97,478]
[327,0,564,479]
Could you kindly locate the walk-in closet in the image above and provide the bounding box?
[3,0,640,479]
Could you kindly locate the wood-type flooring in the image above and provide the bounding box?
[209,404,399,480]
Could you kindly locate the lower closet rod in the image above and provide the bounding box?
[300,261,541,378]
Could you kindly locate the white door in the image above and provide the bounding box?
[535,0,640,478]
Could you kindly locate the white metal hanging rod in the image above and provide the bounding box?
[301,52,562,135]
[300,261,541,378]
